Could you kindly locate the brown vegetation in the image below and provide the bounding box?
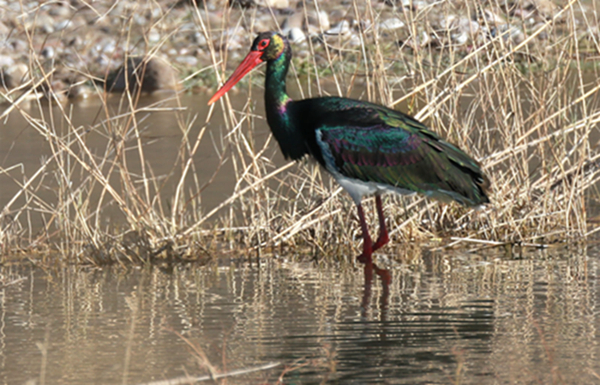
[0,0,598,263]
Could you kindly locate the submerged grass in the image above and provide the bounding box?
[0,0,598,263]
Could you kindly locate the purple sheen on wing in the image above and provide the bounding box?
[332,135,423,168]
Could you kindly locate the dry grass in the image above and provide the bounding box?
[0,0,598,263]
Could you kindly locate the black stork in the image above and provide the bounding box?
[208,31,490,266]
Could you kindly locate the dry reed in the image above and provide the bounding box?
[0,0,598,263]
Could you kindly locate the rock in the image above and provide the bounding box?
[8,39,28,52]
[1,63,30,90]
[478,8,506,25]
[229,0,289,8]
[256,0,289,8]
[192,31,208,46]
[94,54,111,69]
[328,9,346,26]
[25,13,54,34]
[106,57,179,93]
[0,55,14,68]
[379,17,405,31]
[347,33,362,47]
[67,84,93,100]
[47,2,72,18]
[399,30,433,50]
[229,0,255,7]
[287,27,306,43]
[440,15,480,45]
[281,12,303,31]
[510,0,559,20]
[148,28,161,43]
[41,46,55,59]
[490,24,525,45]
[95,38,117,55]
[325,20,351,36]
[64,36,82,48]
[55,19,73,31]
[175,55,198,66]
[134,14,148,26]
[312,10,330,32]
[282,9,330,36]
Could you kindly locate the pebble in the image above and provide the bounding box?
[281,12,302,31]
[287,27,306,44]
[148,28,161,43]
[47,3,72,18]
[400,30,432,50]
[192,32,208,46]
[256,0,290,8]
[25,14,55,34]
[67,84,93,100]
[175,55,198,66]
[306,10,331,33]
[480,8,506,25]
[492,24,525,45]
[8,39,27,53]
[379,17,405,31]
[41,46,55,59]
[1,63,30,89]
[0,55,14,68]
[326,20,351,36]
[0,0,584,98]
[55,19,72,31]
[440,15,480,45]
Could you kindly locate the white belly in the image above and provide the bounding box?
[332,171,416,205]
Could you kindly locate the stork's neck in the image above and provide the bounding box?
[264,48,292,130]
[263,46,309,160]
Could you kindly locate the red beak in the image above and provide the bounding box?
[208,51,264,105]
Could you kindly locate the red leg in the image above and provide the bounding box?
[372,195,389,251]
[356,203,373,264]
[357,200,392,286]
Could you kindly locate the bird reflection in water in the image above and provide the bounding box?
[361,261,390,318]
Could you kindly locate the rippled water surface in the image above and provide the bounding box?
[1,245,599,384]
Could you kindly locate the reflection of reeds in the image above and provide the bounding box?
[0,0,598,261]
[2,250,596,383]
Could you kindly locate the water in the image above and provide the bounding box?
[1,246,599,384]
[0,94,244,230]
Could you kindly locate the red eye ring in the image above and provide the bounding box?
[258,39,269,50]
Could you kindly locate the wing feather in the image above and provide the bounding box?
[300,98,489,206]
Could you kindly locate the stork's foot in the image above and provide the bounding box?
[355,200,389,269]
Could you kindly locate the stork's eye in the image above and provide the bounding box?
[257,39,269,50]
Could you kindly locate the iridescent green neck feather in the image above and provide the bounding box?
[265,44,291,121]
[264,42,308,160]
